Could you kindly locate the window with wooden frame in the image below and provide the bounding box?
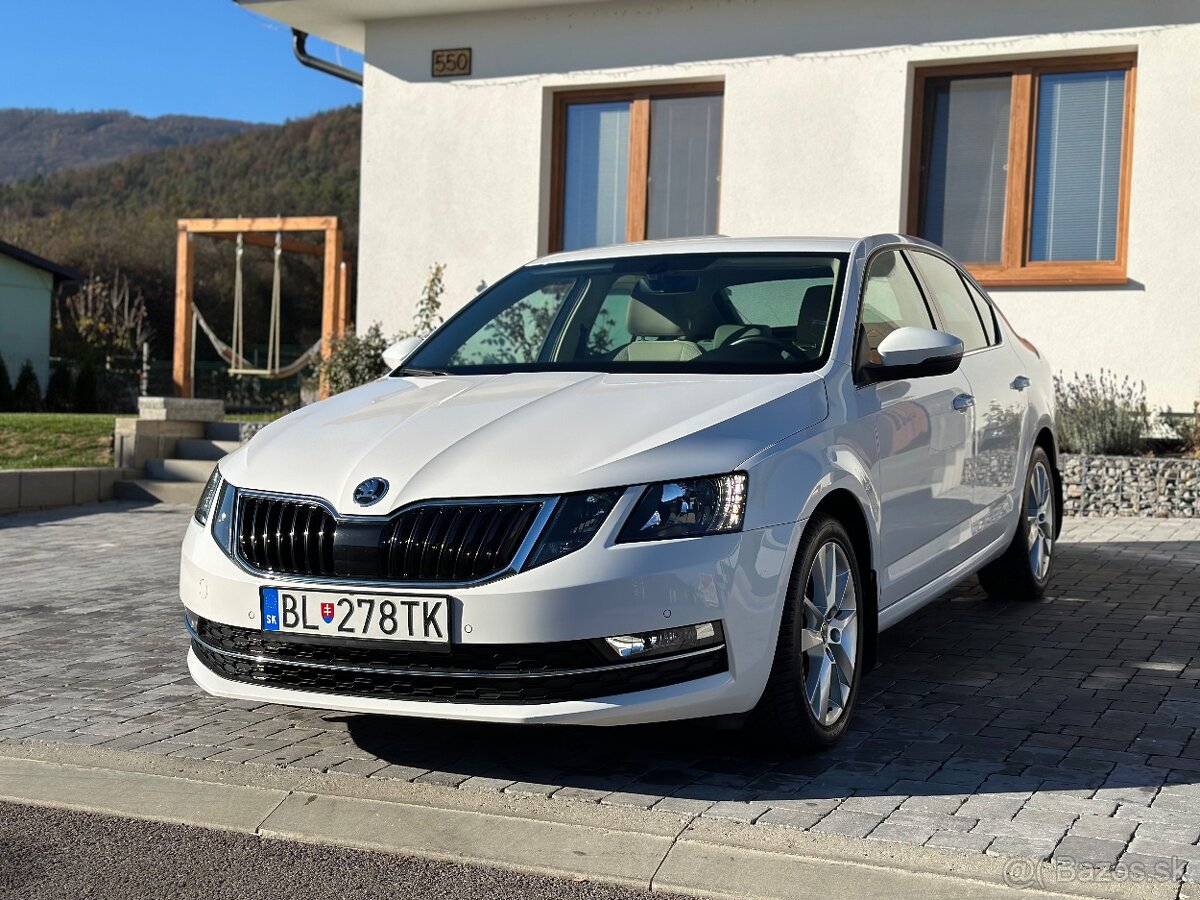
[909,54,1136,287]
[549,84,724,253]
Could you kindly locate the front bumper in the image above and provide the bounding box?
[180,505,800,725]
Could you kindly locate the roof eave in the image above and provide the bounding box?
[0,239,85,284]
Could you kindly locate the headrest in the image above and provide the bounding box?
[626,287,718,339]
[798,284,833,326]
[796,283,834,344]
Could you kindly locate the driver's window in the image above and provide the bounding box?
[860,251,934,364]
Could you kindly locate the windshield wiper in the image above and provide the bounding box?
[395,366,450,377]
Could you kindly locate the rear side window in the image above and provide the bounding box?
[963,278,999,344]
[909,252,991,353]
[859,250,934,363]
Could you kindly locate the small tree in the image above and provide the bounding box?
[401,262,446,340]
[44,365,74,412]
[13,361,43,412]
[55,271,155,362]
[0,354,13,411]
[73,363,98,413]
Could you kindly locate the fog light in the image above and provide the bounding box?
[602,621,723,661]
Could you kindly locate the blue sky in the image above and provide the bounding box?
[0,0,362,123]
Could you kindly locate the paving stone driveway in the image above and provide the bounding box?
[3,503,1200,880]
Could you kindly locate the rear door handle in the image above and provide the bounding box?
[1011,375,1031,391]
[952,393,975,412]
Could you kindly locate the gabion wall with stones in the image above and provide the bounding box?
[1061,453,1200,517]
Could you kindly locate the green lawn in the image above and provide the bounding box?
[0,413,123,469]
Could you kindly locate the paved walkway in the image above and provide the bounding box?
[2,504,1200,882]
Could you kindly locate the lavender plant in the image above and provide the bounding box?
[1053,369,1147,455]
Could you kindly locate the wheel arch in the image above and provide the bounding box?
[1033,424,1063,539]
[809,488,878,674]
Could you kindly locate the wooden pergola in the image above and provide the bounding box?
[173,216,351,398]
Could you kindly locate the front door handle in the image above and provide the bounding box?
[952,393,975,412]
[1011,375,1031,391]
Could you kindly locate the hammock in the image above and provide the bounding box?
[192,303,321,379]
[191,232,322,380]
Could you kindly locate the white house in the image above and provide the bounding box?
[243,0,1200,409]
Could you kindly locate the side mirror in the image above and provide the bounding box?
[863,327,964,383]
[383,335,424,370]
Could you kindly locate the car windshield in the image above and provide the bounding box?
[399,252,848,375]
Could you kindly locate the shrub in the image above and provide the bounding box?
[1173,403,1200,458]
[318,262,447,395]
[318,323,393,396]
[0,354,13,411]
[73,363,98,413]
[1054,370,1147,455]
[44,365,74,412]
[13,360,43,412]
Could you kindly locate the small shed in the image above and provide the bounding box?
[0,239,83,392]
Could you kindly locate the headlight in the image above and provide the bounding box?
[194,468,223,525]
[617,473,747,543]
[524,488,623,570]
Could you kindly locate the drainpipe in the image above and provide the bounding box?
[292,29,363,86]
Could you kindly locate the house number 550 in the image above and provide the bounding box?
[432,48,472,78]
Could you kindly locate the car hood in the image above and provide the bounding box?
[220,371,828,514]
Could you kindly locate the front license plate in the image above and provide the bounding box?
[260,586,450,644]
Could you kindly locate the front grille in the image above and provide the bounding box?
[190,616,728,705]
[382,503,541,582]
[237,495,336,577]
[234,494,542,584]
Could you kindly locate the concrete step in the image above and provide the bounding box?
[175,438,240,461]
[145,458,216,483]
[204,422,243,442]
[113,479,205,505]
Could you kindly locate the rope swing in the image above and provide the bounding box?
[191,231,322,380]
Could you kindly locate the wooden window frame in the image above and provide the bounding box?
[907,54,1136,288]
[548,82,725,254]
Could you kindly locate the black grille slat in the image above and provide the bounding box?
[300,506,315,574]
[452,506,487,581]
[437,508,469,581]
[251,498,267,570]
[236,495,541,584]
[320,512,334,574]
[496,506,536,565]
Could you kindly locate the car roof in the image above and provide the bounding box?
[530,235,863,266]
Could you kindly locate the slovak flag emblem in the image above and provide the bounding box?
[320,602,335,624]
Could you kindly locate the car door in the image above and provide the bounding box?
[908,250,1026,552]
[854,249,977,605]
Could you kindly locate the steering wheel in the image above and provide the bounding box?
[726,334,806,360]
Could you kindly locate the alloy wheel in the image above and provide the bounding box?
[800,541,858,727]
[1027,460,1054,581]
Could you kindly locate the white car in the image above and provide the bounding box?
[182,234,1059,749]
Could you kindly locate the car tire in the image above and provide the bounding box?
[755,513,866,752]
[978,446,1056,601]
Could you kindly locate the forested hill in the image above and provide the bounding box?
[0,108,262,184]
[0,105,361,354]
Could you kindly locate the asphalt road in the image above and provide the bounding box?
[0,801,681,900]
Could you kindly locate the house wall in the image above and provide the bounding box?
[0,255,52,392]
[355,0,1200,408]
